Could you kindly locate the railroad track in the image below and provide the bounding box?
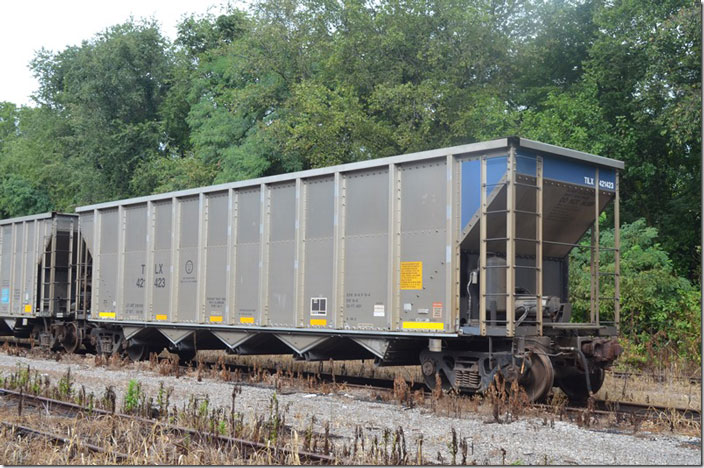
[271,366,702,425]
[213,360,702,422]
[215,359,702,426]
[2,343,700,429]
[533,399,701,425]
[593,399,701,422]
[607,370,702,385]
[211,360,425,392]
[0,421,130,461]
[0,387,338,465]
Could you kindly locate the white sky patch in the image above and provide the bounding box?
[0,0,242,106]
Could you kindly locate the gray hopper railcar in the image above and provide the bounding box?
[0,212,84,351]
[0,137,624,401]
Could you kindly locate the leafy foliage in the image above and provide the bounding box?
[570,219,701,366]
[123,379,143,413]
[0,174,52,218]
[30,20,174,201]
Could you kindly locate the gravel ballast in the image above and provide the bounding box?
[0,352,699,465]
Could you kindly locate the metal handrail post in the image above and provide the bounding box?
[536,156,543,336]
[506,148,516,337]
[594,168,600,326]
[614,171,620,330]
[479,156,487,336]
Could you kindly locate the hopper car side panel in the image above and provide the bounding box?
[81,156,462,335]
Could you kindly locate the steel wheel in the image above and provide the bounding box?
[557,368,605,402]
[126,343,148,362]
[61,322,80,354]
[421,357,439,389]
[420,357,452,391]
[519,351,554,402]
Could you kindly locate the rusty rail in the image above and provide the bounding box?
[0,387,337,464]
[0,421,129,461]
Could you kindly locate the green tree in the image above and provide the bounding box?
[569,219,701,366]
[31,19,174,200]
[0,1,699,359]
[0,174,52,218]
[0,105,88,212]
[178,7,280,182]
[584,0,701,279]
[0,102,18,151]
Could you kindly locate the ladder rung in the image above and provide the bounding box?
[477,266,541,272]
[484,237,509,242]
[483,210,540,216]
[514,210,540,216]
[515,237,539,243]
[543,240,588,248]
[482,265,540,270]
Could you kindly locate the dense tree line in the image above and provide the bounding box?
[0,0,699,364]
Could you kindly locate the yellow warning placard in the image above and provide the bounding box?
[400,261,423,290]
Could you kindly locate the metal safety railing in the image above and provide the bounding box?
[477,150,620,337]
[478,149,544,336]
[589,168,621,328]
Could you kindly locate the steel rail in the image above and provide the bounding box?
[534,399,701,423]
[0,387,337,464]
[607,370,702,385]
[0,421,129,461]
[593,399,701,422]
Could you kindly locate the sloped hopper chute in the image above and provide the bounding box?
[296,337,378,361]
[459,151,615,257]
[0,319,12,335]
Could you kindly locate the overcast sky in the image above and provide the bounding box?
[1,0,245,106]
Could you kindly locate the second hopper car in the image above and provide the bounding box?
[0,137,623,401]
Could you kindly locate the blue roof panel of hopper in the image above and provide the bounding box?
[460,143,619,234]
[516,150,616,190]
